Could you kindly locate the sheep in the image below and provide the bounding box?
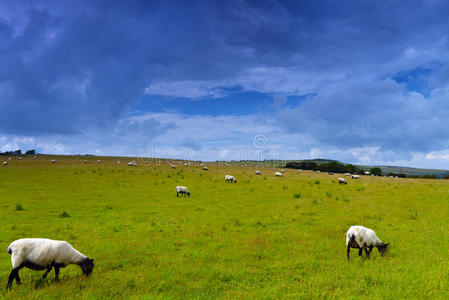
[255,170,262,175]
[171,164,176,169]
[97,160,101,163]
[6,238,94,288]
[3,161,7,165]
[338,178,347,184]
[352,175,360,179]
[280,169,286,173]
[128,161,137,167]
[344,173,351,176]
[346,226,389,260]
[202,166,208,170]
[116,160,120,164]
[83,160,88,163]
[275,172,282,177]
[176,186,190,197]
[225,175,237,183]
[51,160,56,163]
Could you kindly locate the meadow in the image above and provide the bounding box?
[1,155,449,299]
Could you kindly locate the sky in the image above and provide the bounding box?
[1,0,449,168]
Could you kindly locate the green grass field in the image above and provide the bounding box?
[1,155,449,299]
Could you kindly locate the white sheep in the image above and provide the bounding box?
[51,160,56,163]
[176,186,190,197]
[171,164,176,169]
[202,166,208,170]
[280,169,286,173]
[6,238,94,288]
[255,170,262,175]
[128,161,137,167]
[97,160,101,163]
[352,175,360,179]
[346,226,389,259]
[83,160,88,163]
[225,175,237,183]
[116,160,120,164]
[3,161,7,165]
[275,172,282,177]
[344,173,351,176]
[338,178,347,184]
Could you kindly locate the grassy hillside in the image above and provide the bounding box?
[0,156,449,298]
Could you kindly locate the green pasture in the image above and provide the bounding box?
[0,155,449,299]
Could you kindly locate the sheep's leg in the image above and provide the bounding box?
[367,246,373,258]
[43,265,53,278]
[7,267,22,288]
[364,247,369,258]
[347,246,351,260]
[358,248,363,257]
[54,265,60,281]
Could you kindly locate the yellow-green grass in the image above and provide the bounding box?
[1,156,449,299]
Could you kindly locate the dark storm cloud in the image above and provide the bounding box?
[1,0,449,158]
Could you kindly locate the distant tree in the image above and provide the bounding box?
[370,167,382,176]
[285,161,318,170]
[25,150,36,155]
[422,175,438,179]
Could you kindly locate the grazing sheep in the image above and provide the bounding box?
[116,160,120,164]
[344,173,351,176]
[352,175,360,179]
[171,164,176,169]
[364,171,370,175]
[3,161,7,165]
[6,238,94,288]
[255,170,262,175]
[17,157,23,160]
[275,172,282,177]
[280,169,286,173]
[51,160,56,163]
[97,160,101,163]
[338,178,347,184]
[83,160,88,163]
[225,175,237,183]
[346,226,389,260]
[202,166,208,170]
[128,161,137,167]
[176,186,190,197]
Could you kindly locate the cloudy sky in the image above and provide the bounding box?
[1,0,449,168]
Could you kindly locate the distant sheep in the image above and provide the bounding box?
[280,169,286,173]
[97,160,101,163]
[171,164,176,169]
[51,160,56,163]
[344,173,351,176]
[255,170,262,175]
[3,161,7,165]
[6,238,94,288]
[128,161,137,167]
[202,166,208,170]
[83,160,88,163]
[176,186,190,197]
[116,160,120,164]
[352,175,360,179]
[225,175,237,183]
[338,178,347,184]
[275,172,282,177]
[346,226,389,260]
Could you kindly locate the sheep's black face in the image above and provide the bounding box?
[377,243,389,256]
[80,258,95,276]
[187,192,190,196]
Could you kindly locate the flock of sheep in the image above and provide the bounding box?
[4,159,389,289]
